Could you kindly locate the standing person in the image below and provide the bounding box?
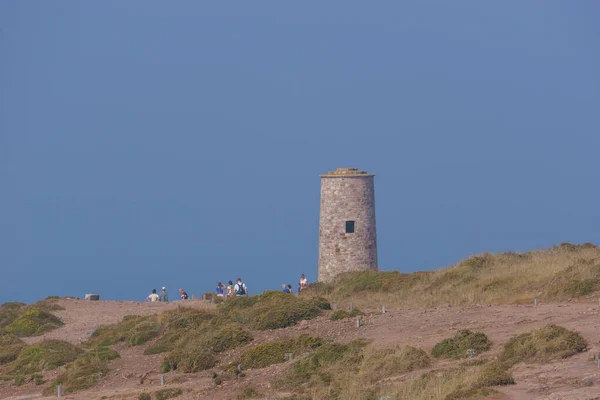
[147,289,160,302]
[299,274,309,292]
[234,278,248,297]
[226,280,234,298]
[159,287,169,302]
[179,288,189,300]
[216,282,225,297]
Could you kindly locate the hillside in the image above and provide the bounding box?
[2,244,600,400]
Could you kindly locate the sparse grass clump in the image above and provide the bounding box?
[3,309,64,337]
[0,302,26,329]
[138,393,151,400]
[359,345,431,383]
[155,388,183,400]
[0,333,25,364]
[241,335,322,369]
[144,309,214,355]
[237,387,261,399]
[432,330,492,359]
[476,361,515,386]
[499,324,587,366]
[219,291,329,330]
[329,308,363,321]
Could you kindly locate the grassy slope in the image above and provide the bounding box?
[301,243,600,308]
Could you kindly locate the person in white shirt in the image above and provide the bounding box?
[234,278,248,297]
[299,274,309,292]
[147,289,160,302]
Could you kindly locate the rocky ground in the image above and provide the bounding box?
[3,298,600,400]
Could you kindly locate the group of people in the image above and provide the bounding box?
[146,287,189,302]
[280,274,309,294]
[146,274,309,302]
[215,278,249,298]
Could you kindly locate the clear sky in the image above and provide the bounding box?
[1,2,599,304]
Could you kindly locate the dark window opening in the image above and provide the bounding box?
[345,220,355,233]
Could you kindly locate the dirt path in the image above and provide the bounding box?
[4,300,600,399]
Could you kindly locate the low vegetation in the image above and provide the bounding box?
[218,291,330,330]
[329,308,363,321]
[431,330,492,359]
[162,324,252,373]
[241,335,322,369]
[300,243,600,308]
[0,333,25,365]
[4,340,82,375]
[3,309,63,337]
[155,388,183,400]
[84,315,160,348]
[499,324,587,366]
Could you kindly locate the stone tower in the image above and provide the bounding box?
[318,168,378,282]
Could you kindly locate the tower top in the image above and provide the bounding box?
[320,167,374,178]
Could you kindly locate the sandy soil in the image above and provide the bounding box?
[3,299,600,400]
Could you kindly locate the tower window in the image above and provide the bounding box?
[345,220,355,233]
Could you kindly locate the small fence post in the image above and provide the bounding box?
[161,375,165,385]
[349,303,354,313]
[382,305,386,314]
[57,385,63,397]
[534,298,538,306]
[356,316,361,328]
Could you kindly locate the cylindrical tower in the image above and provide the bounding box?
[318,168,378,282]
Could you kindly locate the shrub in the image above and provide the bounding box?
[360,345,431,382]
[0,333,25,364]
[83,347,120,362]
[241,335,322,369]
[219,291,328,330]
[329,309,363,321]
[145,309,214,355]
[138,393,151,400]
[8,340,82,375]
[45,350,114,394]
[161,324,251,373]
[84,315,158,348]
[0,302,26,329]
[431,330,492,359]
[155,388,183,400]
[3,309,64,337]
[499,324,587,366]
[476,361,515,386]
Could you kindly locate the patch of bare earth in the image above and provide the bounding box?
[4,299,600,399]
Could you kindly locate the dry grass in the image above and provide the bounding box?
[300,243,600,308]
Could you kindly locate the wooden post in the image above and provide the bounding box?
[161,375,165,385]
[349,303,354,313]
[57,385,63,397]
[356,316,361,328]
[382,305,386,314]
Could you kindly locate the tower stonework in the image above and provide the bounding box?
[318,168,378,282]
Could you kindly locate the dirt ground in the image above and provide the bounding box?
[3,298,600,400]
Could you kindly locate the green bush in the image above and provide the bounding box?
[144,309,214,355]
[0,333,25,364]
[84,315,159,348]
[360,345,431,382]
[155,388,183,400]
[499,324,587,366]
[241,335,322,369]
[161,324,251,373]
[8,340,82,375]
[219,291,328,330]
[329,309,363,321]
[138,393,151,400]
[0,302,26,329]
[431,330,492,359]
[3,309,64,337]
[477,361,515,386]
[45,349,116,395]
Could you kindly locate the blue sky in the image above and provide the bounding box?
[1,2,599,304]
